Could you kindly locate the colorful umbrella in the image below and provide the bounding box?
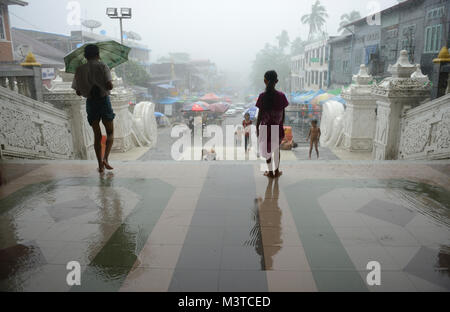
[302,90,326,105]
[311,93,334,106]
[64,40,131,74]
[159,97,180,105]
[182,101,210,112]
[154,112,165,117]
[292,91,314,104]
[327,88,342,96]
[200,93,221,103]
[209,102,230,113]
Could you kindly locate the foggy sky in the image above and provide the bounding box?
[10,0,397,78]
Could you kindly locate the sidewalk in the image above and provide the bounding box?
[331,148,373,161]
[110,146,151,161]
[0,160,449,292]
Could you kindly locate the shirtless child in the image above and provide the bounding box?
[307,120,321,159]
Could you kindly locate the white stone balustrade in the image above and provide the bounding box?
[372,50,432,160]
[0,85,73,160]
[399,93,450,160]
[340,65,377,152]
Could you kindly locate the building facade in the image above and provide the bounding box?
[10,28,152,71]
[290,54,306,92]
[328,0,449,88]
[0,0,27,62]
[290,37,330,92]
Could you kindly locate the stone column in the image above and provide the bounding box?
[341,65,377,152]
[372,50,431,160]
[109,90,136,153]
[43,73,96,160]
[20,52,43,102]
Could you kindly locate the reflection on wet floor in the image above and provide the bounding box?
[0,161,449,291]
[168,165,268,292]
[255,178,281,271]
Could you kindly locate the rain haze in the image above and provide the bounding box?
[10,0,397,82]
[1,0,450,296]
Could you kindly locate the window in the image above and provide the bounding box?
[0,6,6,40]
[343,60,350,74]
[323,71,328,83]
[424,24,443,53]
[427,7,445,19]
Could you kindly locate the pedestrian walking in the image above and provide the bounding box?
[72,44,115,173]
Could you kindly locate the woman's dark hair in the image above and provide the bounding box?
[262,70,278,111]
[84,44,100,60]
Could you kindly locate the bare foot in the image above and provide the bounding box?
[264,171,275,178]
[275,170,283,178]
[103,160,114,170]
[98,167,105,174]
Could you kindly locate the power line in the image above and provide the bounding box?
[9,11,44,31]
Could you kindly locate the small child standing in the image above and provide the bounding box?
[307,120,321,159]
[243,113,253,152]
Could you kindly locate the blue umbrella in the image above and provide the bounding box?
[154,112,165,118]
[245,106,259,120]
[159,97,180,105]
[303,90,326,105]
[292,91,314,104]
[330,96,346,105]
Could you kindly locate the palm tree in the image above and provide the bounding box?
[338,11,361,33]
[276,30,290,51]
[301,0,328,40]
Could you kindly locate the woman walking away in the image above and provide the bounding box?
[256,71,289,178]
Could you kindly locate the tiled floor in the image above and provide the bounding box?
[0,160,449,292]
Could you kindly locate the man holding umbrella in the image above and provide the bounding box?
[72,44,115,173]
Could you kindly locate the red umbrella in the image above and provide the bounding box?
[182,101,210,112]
[192,103,206,112]
[200,93,221,102]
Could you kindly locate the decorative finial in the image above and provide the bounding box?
[411,64,429,85]
[20,52,41,67]
[433,46,450,64]
[353,64,372,85]
[388,50,415,78]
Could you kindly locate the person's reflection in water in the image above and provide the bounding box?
[260,178,282,270]
[97,172,123,231]
[247,178,282,270]
[87,172,129,265]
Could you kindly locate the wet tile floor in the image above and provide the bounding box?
[0,160,449,292]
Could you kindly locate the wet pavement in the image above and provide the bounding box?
[140,117,339,161]
[0,160,449,292]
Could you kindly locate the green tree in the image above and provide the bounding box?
[301,0,328,40]
[338,11,361,33]
[276,30,290,51]
[250,43,290,92]
[157,52,191,63]
[291,37,307,55]
[115,60,151,87]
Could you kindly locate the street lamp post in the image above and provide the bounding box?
[106,7,132,44]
